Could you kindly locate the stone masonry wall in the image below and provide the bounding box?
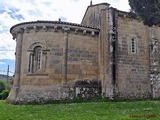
[150,27,160,98]
[8,22,100,103]
[67,33,98,81]
[156,28,160,97]
[20,25,99,85]
[81,3,109,28]
[116,14,151,98]
[9,3,160,103]
[81,3,114,98]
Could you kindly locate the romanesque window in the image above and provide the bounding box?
[28,42,48,74]
[131,37,137,54]
[28,46,43,73]
[34,46,42,70]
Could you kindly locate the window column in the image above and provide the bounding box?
[28,50,34,73]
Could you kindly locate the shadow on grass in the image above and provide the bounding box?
[23,96,160,105]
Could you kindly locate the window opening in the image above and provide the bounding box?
[37,49,42,69]
[131,37,136,54]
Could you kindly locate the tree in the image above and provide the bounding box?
[129,0,160,27]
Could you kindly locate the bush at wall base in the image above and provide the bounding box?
[1,90,10,100]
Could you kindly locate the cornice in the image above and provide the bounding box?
[10,21,100,39]
[10,20,100,33]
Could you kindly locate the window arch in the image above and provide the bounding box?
[28,42,49,74]
[130,37,137,54]
[28,46,43,73]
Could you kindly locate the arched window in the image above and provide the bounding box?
[34,46,42,70]
[37,49,42,69]
[131,37,137,54]
[28,42,48,74]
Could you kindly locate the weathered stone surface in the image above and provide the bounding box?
[7,2,160,104]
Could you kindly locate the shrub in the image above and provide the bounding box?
[1,90,10,100]
[0,93,2,100]
[0,80,5,93]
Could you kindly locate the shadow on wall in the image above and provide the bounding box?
[74,79,102,98]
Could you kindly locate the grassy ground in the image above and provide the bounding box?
[0,100,160,120]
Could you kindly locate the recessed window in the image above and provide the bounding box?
[34,46,42,70]
[131,37,137,54]
[28,42,48,74]
[37,49,42,69]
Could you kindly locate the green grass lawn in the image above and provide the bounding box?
[0,100,160,120]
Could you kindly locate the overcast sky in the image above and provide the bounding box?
[0,0,130,61]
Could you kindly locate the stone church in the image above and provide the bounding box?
[7,2,160,103]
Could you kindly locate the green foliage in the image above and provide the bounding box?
[0,100,160,119]
[1,90,10,100]
[0,80,5,93]
[0,93,2,100]
[5,80,13,91]
[129,0,160,26]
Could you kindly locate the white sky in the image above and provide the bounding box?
[0,0,130,60]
